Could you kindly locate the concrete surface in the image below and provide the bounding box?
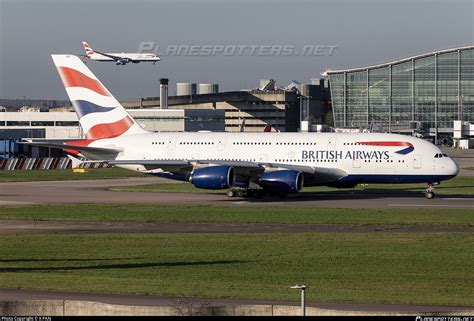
[1,298,473,316]
[0,178,473,208]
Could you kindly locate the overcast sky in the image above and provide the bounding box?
[0,0,473,100]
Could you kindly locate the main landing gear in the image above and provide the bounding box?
[425,184,436,199]
[227,188,263,198]
[226,188,287,199]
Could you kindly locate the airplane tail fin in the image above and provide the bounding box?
[51,54,148,140]
[82,41,94,57]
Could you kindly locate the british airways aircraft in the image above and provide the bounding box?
[26,55,459,199]
[82,42,160,65]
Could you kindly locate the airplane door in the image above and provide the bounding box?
[352,159,361,168]
[413,154,422,169]
[167,137,176,150]
[218,138,226,151]
[328,137,337,150]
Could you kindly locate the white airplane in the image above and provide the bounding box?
[81,41,160,65]
[26,55,459,199]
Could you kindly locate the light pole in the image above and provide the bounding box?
[459,94,464,122]
[291,284,309,316]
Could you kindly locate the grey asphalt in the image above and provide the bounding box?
[0,178,473,208]
[0,288,472,314]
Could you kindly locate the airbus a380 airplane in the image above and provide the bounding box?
[27,55,459,199]
[82,42,160,65]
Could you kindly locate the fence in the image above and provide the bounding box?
[0,157,112,170]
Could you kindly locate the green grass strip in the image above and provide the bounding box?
[0,232,472,306]
[0,204,472,227]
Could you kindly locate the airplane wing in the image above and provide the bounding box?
[109,159,193,173]
[94,50,132,62]
[105,159,346,185]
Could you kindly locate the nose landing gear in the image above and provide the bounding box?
[425,184,436,199]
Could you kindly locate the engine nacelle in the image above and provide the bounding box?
[190,166,235,190]
[259,170,303,194]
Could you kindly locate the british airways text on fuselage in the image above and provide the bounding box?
[301,150,390,160]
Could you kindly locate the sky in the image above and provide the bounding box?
[0,0,473,100]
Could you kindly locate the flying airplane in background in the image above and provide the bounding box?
[81,41,160,65]
[24,55,459,199]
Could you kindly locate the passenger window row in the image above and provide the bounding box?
[179,142,215,145]
[276,142,316,145]
[233,142,271,145]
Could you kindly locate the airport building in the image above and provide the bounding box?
[324,46,474,141]
[123,80,331,133]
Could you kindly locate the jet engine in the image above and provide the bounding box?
[117,57,131,65]
[259,170,303,194]
[190,166,235,190]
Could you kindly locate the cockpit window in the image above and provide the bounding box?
[434,153,448,158]
[442,154,448,157]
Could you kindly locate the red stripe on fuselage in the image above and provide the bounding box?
[357,141,413,147]
[85,116,134,139]
[57,67,109,96]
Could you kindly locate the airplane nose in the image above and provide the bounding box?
[450,158,460,176]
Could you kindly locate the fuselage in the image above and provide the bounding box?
[88,53,159,62]
[90,132,459,186]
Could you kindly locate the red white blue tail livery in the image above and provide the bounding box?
[52,55,146,139]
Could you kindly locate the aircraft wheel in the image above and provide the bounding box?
[226,190,236,198]
[425,191,435,199]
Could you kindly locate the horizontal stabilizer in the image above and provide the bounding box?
[20,141,122,154]
[108,160,190,166]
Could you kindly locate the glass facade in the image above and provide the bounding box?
[327,47,474,135]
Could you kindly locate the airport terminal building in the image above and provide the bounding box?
[324,46,474,140]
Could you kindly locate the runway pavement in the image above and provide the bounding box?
[0,178,473,208]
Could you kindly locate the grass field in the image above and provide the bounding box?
[0,168,147,183]
[111,176,474,196]
[0,204,473,227]
[0,232,472,306]
[1,169,473,307]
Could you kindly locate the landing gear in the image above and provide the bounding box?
[226,188,245,198]
[425,184,436,199]
[226,188,265,198]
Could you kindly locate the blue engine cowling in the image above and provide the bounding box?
[259,170,303,194]
[190,166,235,190]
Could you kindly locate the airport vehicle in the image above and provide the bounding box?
[25,55,459,199]
[82,42,160,65]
